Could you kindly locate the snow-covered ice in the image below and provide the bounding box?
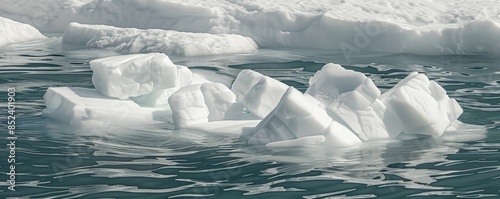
[42,87,170,126]
[62,23,258,56]
[0,16,46,47]
[90,53,179,99]
[2,0,500,55]
[379,72,463,136]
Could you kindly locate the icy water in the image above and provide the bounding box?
[1,37,500,198]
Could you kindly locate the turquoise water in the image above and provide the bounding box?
[1,37,500,198]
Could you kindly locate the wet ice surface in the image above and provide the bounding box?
[1,37,500,198]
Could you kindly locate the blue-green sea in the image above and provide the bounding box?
[1,37,500,198]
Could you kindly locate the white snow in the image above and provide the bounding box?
[2,0,500,55]
[379,72,463,136]
[90,53,179,99]
[62,23,258,56]
[0,17,46,47]
[42,87,170,126]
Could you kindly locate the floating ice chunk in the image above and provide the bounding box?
[231,69,265,102]
[131,65,192,108]
[323,121,363,147]
[168,83,243,128]
[308,63,403,141]
[242,76,288,118]
[306,63,366,106]
[266,135,326,148]
[201,83,243,121]
[187,120,260,135]
[379,72,463,136]
[62,23,258,56]
[168,84,208,128]
[42,87,170,126]
[90,53,178,99]
[247,87,332,145]
[0,17,46,47]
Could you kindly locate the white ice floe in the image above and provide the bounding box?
[379,72,463,136]
[307,63,403,141]
[62,23,258,56]
[0,16,45,47]
[3,0,500,55]
[42,87,170,126]
[168,83,243,128]
[90,53,179,99]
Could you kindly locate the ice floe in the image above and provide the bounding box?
[42,52,470,147]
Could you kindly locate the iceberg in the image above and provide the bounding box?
[307,63,403,141]
[90,53,179,99]
[379,72,463,136]
[62,23,258,56]
[247,86,360,146]
[231,70,288,118]
[0,17,45,47]
[168,83,243,129]
[131,65,192,108]
[42,87,170,126]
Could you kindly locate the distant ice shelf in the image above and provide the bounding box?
[2,0,500,55]
[62,23,258,56]
[0,16,46,47]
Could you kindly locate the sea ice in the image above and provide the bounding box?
[307,63,403,141]
[247,87,334,145]
[242,76,289,118]
[131,65,192,108]
[4,0,500,55]
[231,69,265,101]
[90,53,179,99]
[62,23,258,56]
[0,16,46,47]
[168,83,243,128]
[379,72,463,136]
[42,87,170,126]
[266,135,327,148]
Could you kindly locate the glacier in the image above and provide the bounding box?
[1,0,500,55]
[0,16,46,47]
